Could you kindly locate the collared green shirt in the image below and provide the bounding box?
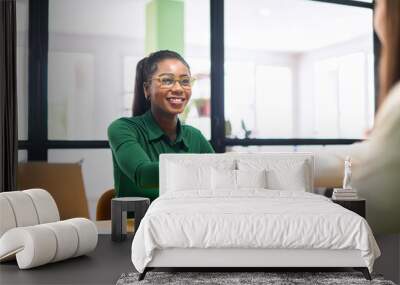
[108,110,214,200]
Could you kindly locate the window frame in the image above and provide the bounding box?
[20,0,377,159]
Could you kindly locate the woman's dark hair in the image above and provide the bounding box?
[378,0,400,106]
[132,50,190,116]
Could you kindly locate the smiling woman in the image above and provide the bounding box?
[108,50,214,200]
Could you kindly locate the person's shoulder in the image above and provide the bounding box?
[375,82,400,124]
[391,81,400,92]
[108,117,134,129]
[182,124,204,137]
[181,124,210,145]
[384,82,400,109]
[108,116,144,135]
[388,82,400,103]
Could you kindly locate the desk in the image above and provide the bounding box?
[0,234,135,285]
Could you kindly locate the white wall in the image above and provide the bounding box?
[297,35,374,139]
[48,33,145,140]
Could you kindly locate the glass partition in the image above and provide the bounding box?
[48,0,211,140]
[225,0,374,139]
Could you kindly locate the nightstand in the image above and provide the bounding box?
[111,197,150,242]
[331,198,366,218]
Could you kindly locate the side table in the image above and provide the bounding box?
[111,197,150,241]
[332,198,366,218]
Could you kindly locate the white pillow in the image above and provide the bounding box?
[236,169,268,189]
[167,162,211,191]
[238,159,310,191]
[211,169,268,190]
[211,168,236,190]
[266,163,308,191]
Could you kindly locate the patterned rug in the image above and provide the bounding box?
[116,271,396,285]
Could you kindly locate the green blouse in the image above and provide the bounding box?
[108,110,214,200]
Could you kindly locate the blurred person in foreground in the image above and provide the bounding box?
[352,0,400,234]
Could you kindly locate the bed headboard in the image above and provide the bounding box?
[159,153,314,196]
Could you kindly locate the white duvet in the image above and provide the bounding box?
[131,190,380,273]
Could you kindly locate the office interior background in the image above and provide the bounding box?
[16,0,375,218]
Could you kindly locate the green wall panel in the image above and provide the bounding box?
[146,0,184,55]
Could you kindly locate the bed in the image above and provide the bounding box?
[131,153,380,280]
